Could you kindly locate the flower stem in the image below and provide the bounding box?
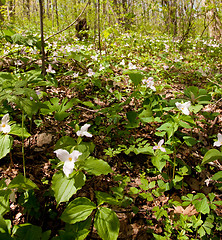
[22,111,26,178]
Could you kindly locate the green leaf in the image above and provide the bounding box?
[95,191,119,206]
[0,190,10,216]
[183,136,197,146]
[80,157,112,176]
[212,171,222,181]
[51,172,78,205]
[10,125,30,138]
[8,173,39,191]
[193,197,210,214]
[0,213,11,235]
[54,136,76,152]
[12,223,42,240]
[201,149,222,165]
[151,155,167,172]
[0,135,13,160]
[126,111,139,128]
[94,207,120,240]
[61,197,96,224]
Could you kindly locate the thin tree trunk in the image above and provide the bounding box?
[97,0,101,54]
[39,0,46,76]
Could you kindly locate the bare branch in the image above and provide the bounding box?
[45,0,90,41]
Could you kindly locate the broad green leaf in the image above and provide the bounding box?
[12,223,42,240]
[212,171,222,181]
[81,157,112,176]
[201,149,222,165]
[0,190,10,216]
[151,155,166,172]
[126,111,139,128]
[0,214,11,235]
[10,125,30,138]
[193,197,210,214]
[183,136,197,146]
[95,191,119,206]
[54,136,76,152]
[61,197,96,224]
[0,135,13,160]
[51,172,76,205]
[94,207,120,240]
[179,121,192,129]
[8,173,39,191]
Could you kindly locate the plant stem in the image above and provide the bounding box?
[22,111,26,178]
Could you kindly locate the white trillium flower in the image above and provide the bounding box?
[142,77,156,91]
[120,59,125,66]
[0,114,11,133]
[54,149,82,177]
[175,101,191,115]
[99,64,105,71]
[76,124,92,137]
[213,133,222,147]
[73,72,79,78]
[153,139,166,152]
[46,64,56,74]
[87,68,95,77]
[128,62,137,70]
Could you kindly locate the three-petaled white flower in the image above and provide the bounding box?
[87,68,95,77]
[99,64,105,71]
[175,101,191,115]
[128,62,137,70]
[142,77,156,91]
[0,114,11,134]
[46,64,56,74]
[213,133,222,147]
[54,149,82,177]
[73,72,79,78]
[76,124,92,137]
[153,139,166,152]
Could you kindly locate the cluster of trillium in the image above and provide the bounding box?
[0,103,221,177]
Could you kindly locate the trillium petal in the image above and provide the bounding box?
[54,149,70,162]
[83,131,92,137]
[2,125,11,133]
[2,114,10,124]
[213,133,222,147]
[158,139,164,146]
[218,133,222,142]
[70,150,82,161]
[63,161,75,177]
[160,147,166,152]
[213,141,222,147]
[182,108,190,115]
[184,101,191,108]
[81,124,91,132]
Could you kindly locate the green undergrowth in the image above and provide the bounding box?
[0,26,221,239]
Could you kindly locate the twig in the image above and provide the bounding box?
[45,0,90,41]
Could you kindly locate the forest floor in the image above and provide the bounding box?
[0,33,222,239]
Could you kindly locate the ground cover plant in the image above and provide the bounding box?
[0,1,222,239]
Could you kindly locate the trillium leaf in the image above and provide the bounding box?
[81,157,112,176]
[201,149,222,165]
[0,189,11,216]
[8,173,39,191]
[193,197,210,214]
[212,171,222,181]
[94,207,120,240]
[54,136,76,152]
[51,172,76,205]
[151,155,166,172]
[0,135,13,160]
[10,124,31,138]
[61,197,96,224]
